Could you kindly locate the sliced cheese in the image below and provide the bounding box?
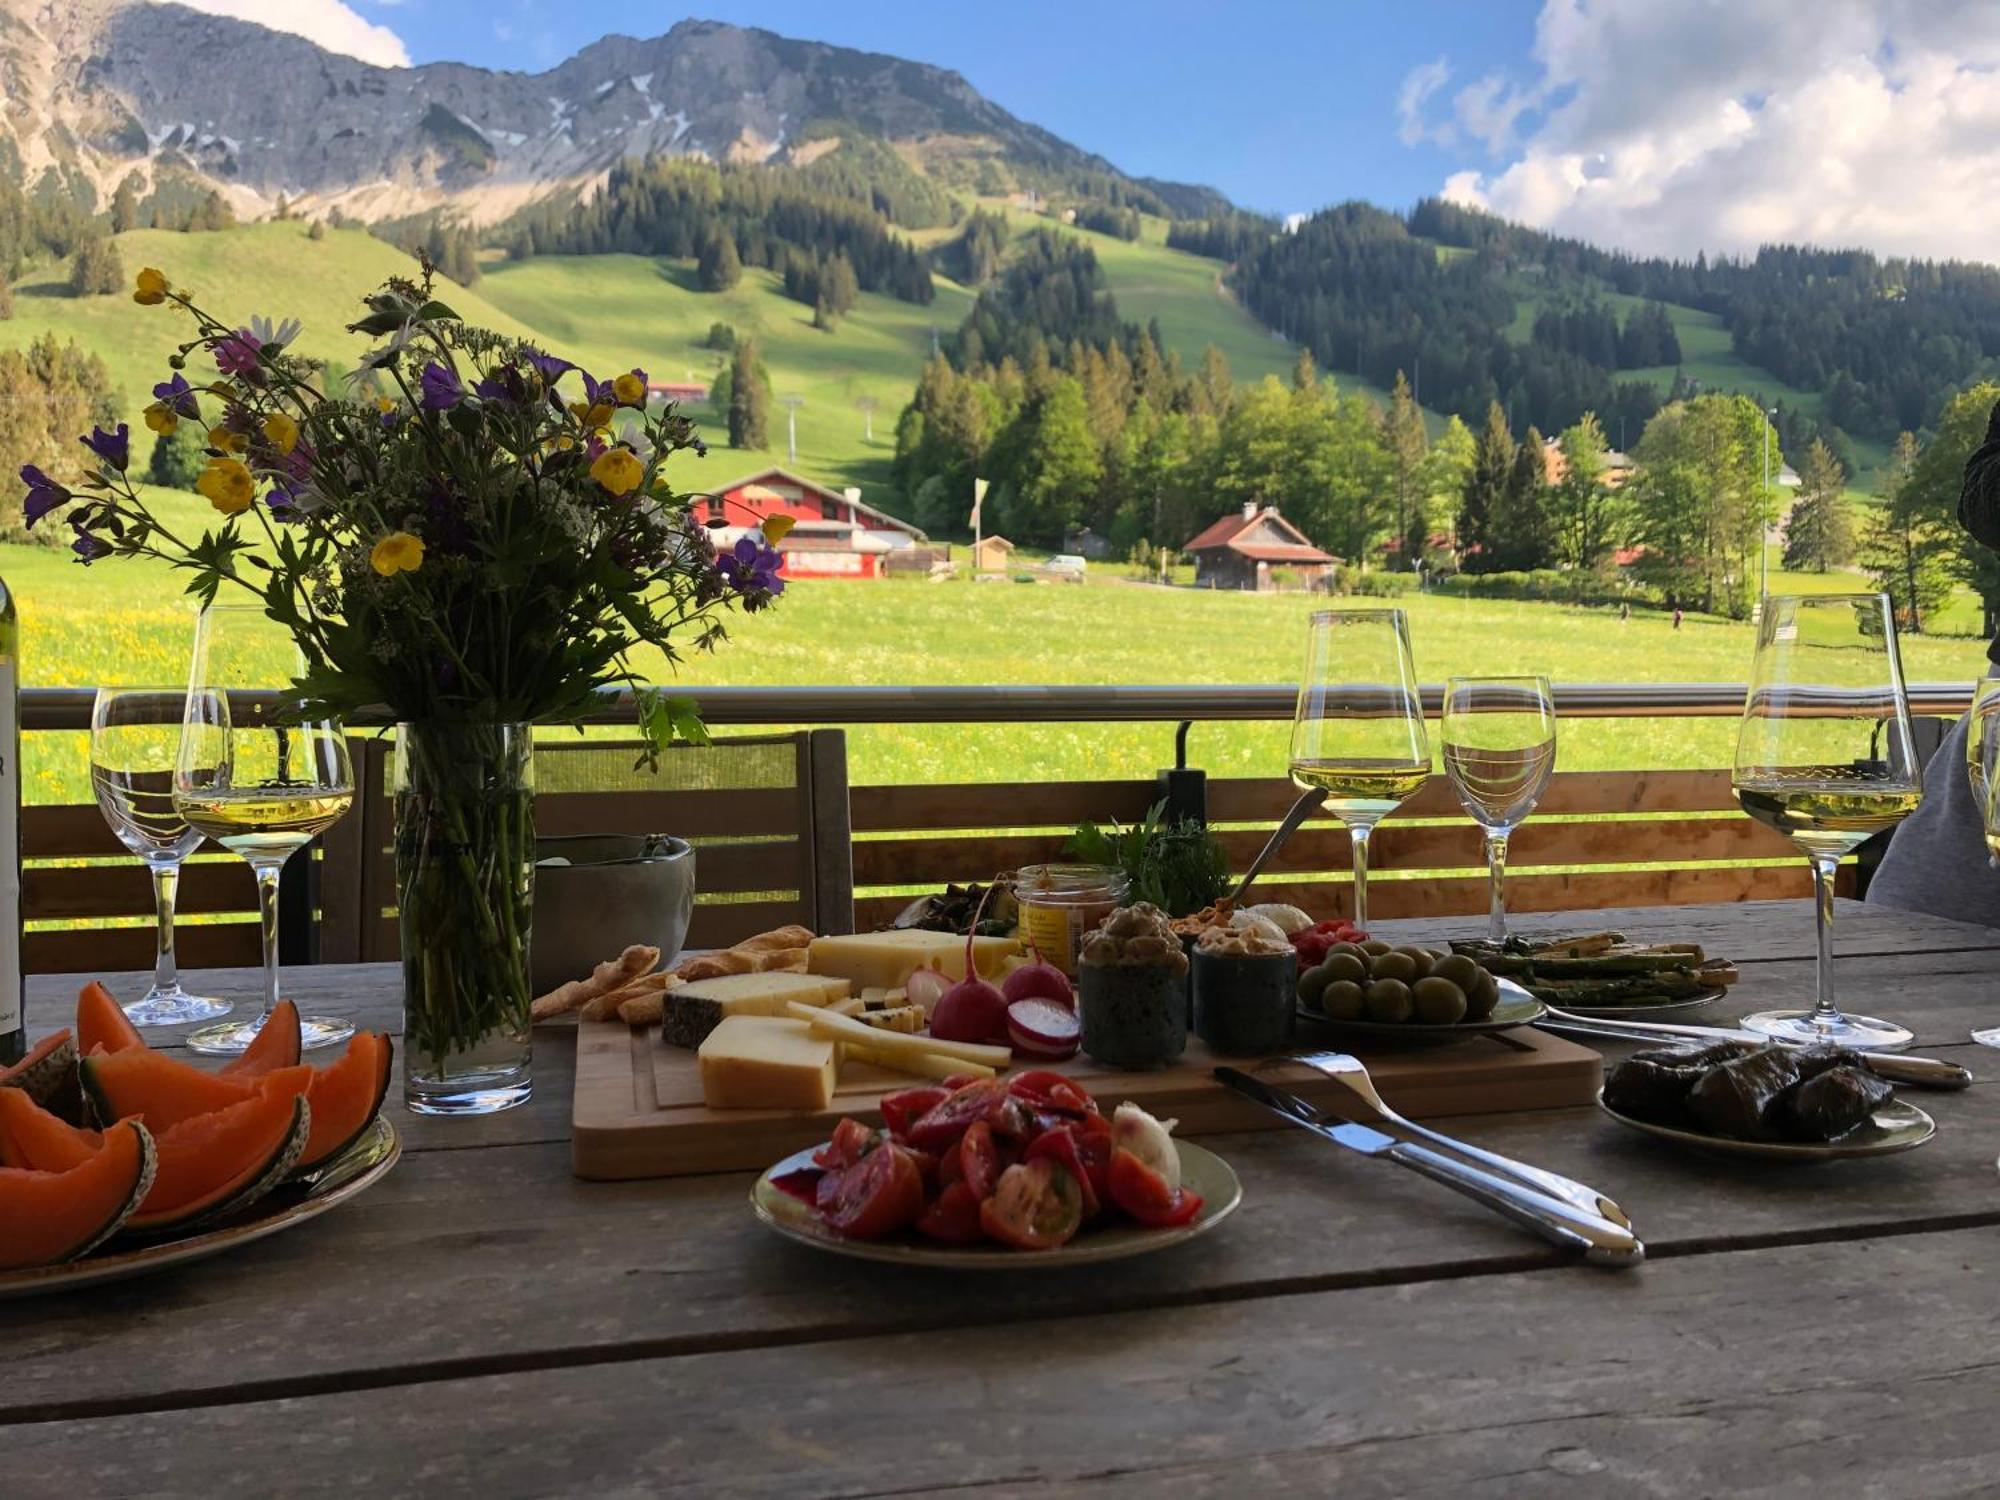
[659,972,853,1050]
[696,1016,837,1111]
[855,1005,925,1034]
[841,1039,996,1082]
[807,930,1023,989]
[786,1000,1012,1068]
[828,995,866,1018]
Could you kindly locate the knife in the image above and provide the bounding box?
[1214,1067,1644,1268]
[1533,1003,1973,1091]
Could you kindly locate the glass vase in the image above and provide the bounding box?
[393,721,535,1115]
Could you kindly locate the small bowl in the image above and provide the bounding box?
[530,834,695,997]
[1079,963,1188,1070]
[1192,948,1297,1056]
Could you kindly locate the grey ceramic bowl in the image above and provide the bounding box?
[530,834,695,998]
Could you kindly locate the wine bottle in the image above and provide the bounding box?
[0,573,20,1066]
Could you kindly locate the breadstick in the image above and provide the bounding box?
[580,970,682,1023]
[530,944,660,1022]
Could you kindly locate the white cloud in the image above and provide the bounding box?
[1408,0,2000,261]
[149,0,412,68]
[1396,58,1453,147]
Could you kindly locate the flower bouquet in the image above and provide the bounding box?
[25,260,786,1111]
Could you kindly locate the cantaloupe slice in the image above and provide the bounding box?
[77,981,146,1057]
[79,1048,255,1132]
[220,1000,302,1080]
[0,1119,156,1271]
[0,1029,81,1123]
[126,1086,311,1234]
[0,1086,102,1172]
[296,1034,394,1172]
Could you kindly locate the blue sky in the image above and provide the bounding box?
[360,0,1538,218]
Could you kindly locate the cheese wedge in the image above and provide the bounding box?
[785,1000,1012,1068]
[660,972,852,1050]
[807,930,1023,989]
[697,1016,837,1111]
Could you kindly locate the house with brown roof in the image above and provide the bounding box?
[1183,504,1339,591]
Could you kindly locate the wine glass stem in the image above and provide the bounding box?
[252,858,285,1021]
[1350,823,1373,931]
[1809,851,1842,1028]
[1485,831,1510,943]
[149,859,181,994]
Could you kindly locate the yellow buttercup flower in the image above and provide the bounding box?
[370,531,425,577]
[611,371,647,407]
[262,412,299,455]
[590,447,644,497]
[375,396,397,415]
[213,428,248,455]
[195,458,255,514]
[569,399,614,430]
[143,403,177,436]
[133,267,170,306]
[761,513,797,544]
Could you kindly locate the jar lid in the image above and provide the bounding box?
[1014,863,1130,897]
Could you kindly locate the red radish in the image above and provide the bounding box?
[1006,998,1081,1059]
[929,888,1012,1045]
[904,963,952,1014]
[1001,943,1074,1012]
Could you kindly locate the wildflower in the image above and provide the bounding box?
[133,267,171,305]
[418,362,464,411]
[246,315,303,351]
[143,403,178,436]
[581,371,614,409]
[370,530,425,577]
[213,330,265,379]
[18,464,70,528]
[718,534,786,601]
[569,399,614,430]
[523,348,573,387]
[70,524,112,563]
[195,458,256,514]
[761,513,797,544]
[153,374,200,419]
[612,368,648,407]
[82,423,130,472]
[590,447,644,497]
[262,412,299,456]
[213,427,249,455]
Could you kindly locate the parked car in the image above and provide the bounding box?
[1046,554,1088,580]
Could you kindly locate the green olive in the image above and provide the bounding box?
[1363,977,1413,1024]
[1297,963,1335,1011]
[1393,946,1436,978]
[1368,951,1419,983]
[1411,976,1469,1025]
[1319,952,1369,985]
[1322,980,1367,1021]
[1463,969,1501,1020]
[1430,954,1483,993]
[1360,939,1395,956]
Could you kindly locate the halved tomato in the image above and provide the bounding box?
[905,1079,1009,1150]
[819,1141,925,1240]
[914,1180,984,1243]
[880,1086,950,1138]
[1024,1125,1102,1219]
[812,1117,879,1170]
[1106,1146,1203,1228]
[1007,1070,1098,1116]
[979,1159,1084,1250]
[957,1120,1008,1201]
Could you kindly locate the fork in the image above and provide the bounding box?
[1293,1049,1635,1230]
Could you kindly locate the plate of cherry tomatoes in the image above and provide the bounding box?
[750,1071,1242,1267]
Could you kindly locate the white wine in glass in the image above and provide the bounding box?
[1967,682,2000,1048]
[90,687,230,1027]
[1443,676,1556,943]
[1733,592,1922,1050]
[1288,609,1430,931]
[174,605,356,1055]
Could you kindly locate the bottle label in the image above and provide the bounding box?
[0,657,18,1038]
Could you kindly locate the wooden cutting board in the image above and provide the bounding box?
[571,1017,1605,1181]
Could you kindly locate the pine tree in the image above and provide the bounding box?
[1459,402,1514,571]
[698,230,742,292]
[821,253,859,316]
[1291,346,1317,392]
[727,337,769,449]
[189,191,235,232]
[1490,425,1556,570]
[1780,439,1855,572]
[148,420,208,490]
[109,178,140,235]
[1862,430,1955,631]
[1384,371,1427,565]
[1550,412,1619,570]
[67,235,123,296]
[308,219,327,242]
[1196,345,1233,420]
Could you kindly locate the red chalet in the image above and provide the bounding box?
[703,467,930,581]
[1184,503,1338,591]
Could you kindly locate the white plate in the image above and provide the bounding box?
[1596,1092,1936,1161]
[752,1138,1241,1268]
[0,1117,401,1299]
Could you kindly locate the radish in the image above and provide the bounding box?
[929,888,1012,1045]
[904,962,952,1016]
[1000,943,1074,1012]
[1006,998,1081,1059]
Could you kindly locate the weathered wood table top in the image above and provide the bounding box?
[12,898,2000,1497]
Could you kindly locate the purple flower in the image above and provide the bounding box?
[214,331,265,379]
[19,464,70,528]
[581,370,613,409]
[523,348,573,386]
[418,362,465,411]
[473,375,511,404]
[718,534,786,602]
[69,523,111,564]
[152,373,200,419]
[82,423,130,472]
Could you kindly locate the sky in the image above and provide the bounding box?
[162,0,2000,263]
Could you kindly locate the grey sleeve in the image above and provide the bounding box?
[1958,400,2000,550]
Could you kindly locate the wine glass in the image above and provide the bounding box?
[1732,593,1922,1050]
[1965,682,2000,1047]
[1288,608,1431,931]
[1443,676,1556,943]
[173,605,356,1055]
[89,688,231,1028]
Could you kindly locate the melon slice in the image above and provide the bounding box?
[0,1086,102,1172]
[77,981,146,1057]
[220,1000,302,1080]
[0,1030,81,1123]
[126,1085,311,1234]
[0,1119,156,1271]
[296,1034,393,1172]
[79,1048,255,1132]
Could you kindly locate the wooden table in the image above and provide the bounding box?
[12,898,2000,1497]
